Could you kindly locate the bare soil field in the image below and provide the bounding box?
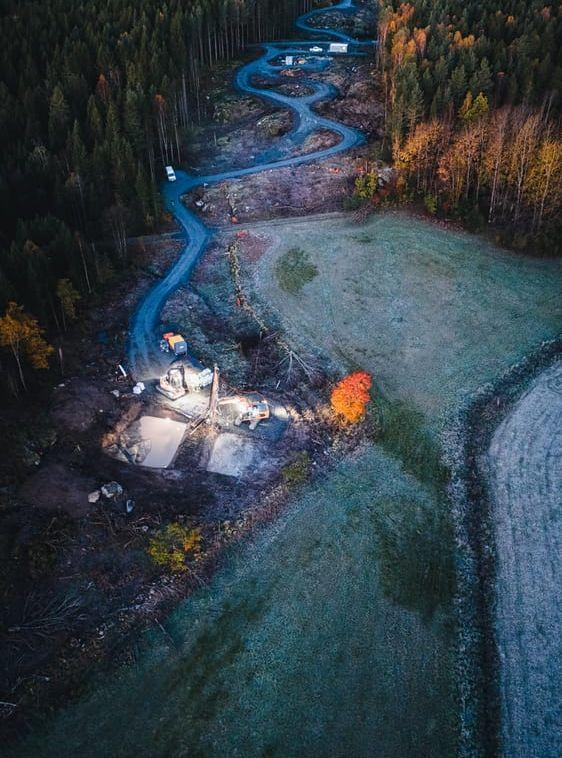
[486,360,562,757]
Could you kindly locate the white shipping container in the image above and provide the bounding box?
[328,42,348,53]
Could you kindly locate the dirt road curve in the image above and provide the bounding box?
[487,359,562,758]
[128,1,374,379]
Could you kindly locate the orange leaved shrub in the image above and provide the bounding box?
[330,371,372,423]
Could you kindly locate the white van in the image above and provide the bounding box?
[165,165,177,182]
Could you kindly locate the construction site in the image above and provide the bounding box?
[103,332,290,478]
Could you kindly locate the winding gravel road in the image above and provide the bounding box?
[129,0,373,378]
[487,359,562,757]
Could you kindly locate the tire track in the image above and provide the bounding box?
[487,359,562,757]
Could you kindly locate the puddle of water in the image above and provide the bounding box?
[207,432,258,477]
[137,415,187,468]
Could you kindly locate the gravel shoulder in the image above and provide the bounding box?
[486,360,562,757]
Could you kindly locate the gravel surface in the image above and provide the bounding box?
[487,359,562,757]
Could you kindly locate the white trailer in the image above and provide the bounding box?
[329,42,348,53]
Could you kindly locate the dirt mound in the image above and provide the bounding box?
[19,462,97,517]
[50,379,117,435]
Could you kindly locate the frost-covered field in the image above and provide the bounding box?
[13,213,561,757]
[254,211,562,429]
[14,447,456,757]
[487,360,562,757]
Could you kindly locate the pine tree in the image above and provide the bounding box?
[48,85,70,150]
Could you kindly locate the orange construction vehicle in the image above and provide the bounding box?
[160,332,188,356]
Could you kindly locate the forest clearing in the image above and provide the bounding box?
[9,210,562,757]
[1,0,561,755]
[250,211,562,426]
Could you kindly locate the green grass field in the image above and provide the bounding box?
[13,212,561,757]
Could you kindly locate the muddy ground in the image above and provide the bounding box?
[0,216,351,739]
[0,7,382,740]
[185,56,382,224]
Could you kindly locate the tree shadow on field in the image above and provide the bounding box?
[368,497,456,619]
[368,396,456,618]
[373,396,450,494]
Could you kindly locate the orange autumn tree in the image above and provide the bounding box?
[330,371,373,423]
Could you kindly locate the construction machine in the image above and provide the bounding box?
[158,361,213,400]
[231,397,270,430]
[160,332,188,356]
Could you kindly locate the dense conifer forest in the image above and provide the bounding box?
[0,0,313,326]
[0,0,560,357]
[374,1,562,249]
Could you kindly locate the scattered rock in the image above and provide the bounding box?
[101,481,123,499]
[88,490,101,504]
[132,381,145,395]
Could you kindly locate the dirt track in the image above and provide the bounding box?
[487,359,562,757]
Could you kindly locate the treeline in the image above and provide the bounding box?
[0,0,314,328]
[398,103,561,237]
[375,0,562,248]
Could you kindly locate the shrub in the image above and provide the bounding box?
[343,195,363,211]
[424,194,438,215]
[330,371,372,423]
[354,171,379,200]
[461,204,485,231]
[147,523,202,573]
[275,247,318,294]
[281,451,311,487]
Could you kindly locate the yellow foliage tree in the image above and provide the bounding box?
[0,302,54,390]
[56,278,81,329]
[148,523,203,573]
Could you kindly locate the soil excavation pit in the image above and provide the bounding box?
[206,433,259,478]
[136,416,187,468]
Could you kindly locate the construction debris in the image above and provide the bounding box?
[101,482,123,499]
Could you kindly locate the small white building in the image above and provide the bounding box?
[284,55,294,66]
[329,42,348,53]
